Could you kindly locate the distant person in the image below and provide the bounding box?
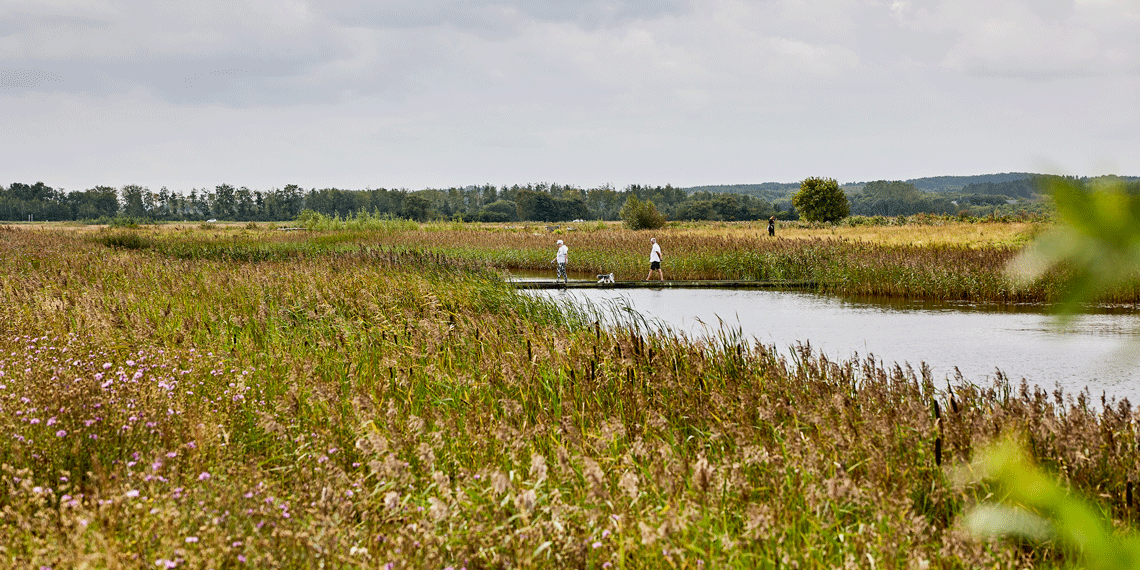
[768,216,776,237]
[645,237,664,282]
[551,239,569,284]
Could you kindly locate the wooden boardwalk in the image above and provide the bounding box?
[511,279,817,290]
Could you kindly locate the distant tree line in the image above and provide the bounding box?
[0,181,783,223]
[6,174,1135,224]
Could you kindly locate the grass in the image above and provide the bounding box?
[0,224,1134,568]
[75,217,1102,304]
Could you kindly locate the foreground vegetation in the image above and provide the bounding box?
[1,224,1137,568]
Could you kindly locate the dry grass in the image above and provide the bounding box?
[0,225,1129,568]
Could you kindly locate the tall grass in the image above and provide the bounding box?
[0,227,1132,568]
[248,221,1085,303]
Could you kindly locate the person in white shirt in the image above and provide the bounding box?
[552,239,569,284]
[645,237,664,282]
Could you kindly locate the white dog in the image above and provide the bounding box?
[596,273,615,284]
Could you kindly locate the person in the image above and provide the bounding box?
[551,239,569,284]
[645,237,664,281]
[768,216,776,237]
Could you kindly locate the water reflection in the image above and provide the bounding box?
[527,287,1140,404]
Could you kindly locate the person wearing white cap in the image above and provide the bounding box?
[645,237,664,282]
[551,239,569,284]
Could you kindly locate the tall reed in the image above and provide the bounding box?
[0,226,1130,568]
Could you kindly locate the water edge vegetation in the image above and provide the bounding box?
[1,222,1138,567]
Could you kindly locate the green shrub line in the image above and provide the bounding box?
[0,227,1135,567]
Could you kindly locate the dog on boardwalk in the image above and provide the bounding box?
[596,273,615,284]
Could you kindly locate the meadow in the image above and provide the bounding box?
[0,221,1136,568]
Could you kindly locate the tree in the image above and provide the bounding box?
[792,177,849,222]
[620,195,666,230]
[213,184,237,219]
[121,184,148,218]
[400,194,432,222]
[515,190,556,221]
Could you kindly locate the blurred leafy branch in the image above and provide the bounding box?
[971,178,1140,568]
[1009,177,1140,318]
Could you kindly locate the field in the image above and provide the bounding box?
[0,221,1135,568]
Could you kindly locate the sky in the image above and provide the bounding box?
[2,0,1139,193]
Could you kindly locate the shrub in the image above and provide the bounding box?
[792,177,849,222]
[96,230,153,250]
[620,195,666,230]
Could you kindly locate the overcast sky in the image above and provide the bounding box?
[2,0,1138,193]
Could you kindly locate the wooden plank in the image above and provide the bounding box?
[510,280,820,289]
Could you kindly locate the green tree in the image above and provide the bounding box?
[400,194,432,222]
[620,195,666,230]
[120,184,148,218]
[213,184,236,219]
[792,177,849,222]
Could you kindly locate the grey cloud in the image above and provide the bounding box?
[316,0,694,34]
[0,67,66,90]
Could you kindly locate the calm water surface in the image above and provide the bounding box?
[528,286,1140,404]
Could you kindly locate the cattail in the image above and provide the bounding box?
[935,437,942,467]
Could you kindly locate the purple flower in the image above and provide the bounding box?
[55,430,66,438]
[198,472,211,481]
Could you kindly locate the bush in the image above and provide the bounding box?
[620,195,666,230]
[96,230,153,250]
[470,210,511,223]
[792,177,849,222]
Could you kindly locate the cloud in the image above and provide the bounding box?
[315,0,694,34]
[891,0,1140,78]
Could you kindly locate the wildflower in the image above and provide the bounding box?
[592,541,602,549]
[237,555,246,563]
[46,417,56,426]
[198,472,211,481]
[102,363,112,370]
[185,536,198,543]
[56,430,66,438]
[126,489,140,498]
[166,452,177,458]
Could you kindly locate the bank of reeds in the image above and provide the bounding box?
[0,227,1135,567]
[103,220,1106,303]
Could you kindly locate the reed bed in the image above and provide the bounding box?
[1,226,1135,568]
[104,220,1102,303]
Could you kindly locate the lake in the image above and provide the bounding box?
[526,285,1140,404]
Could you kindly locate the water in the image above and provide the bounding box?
[528,287,1140,404]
